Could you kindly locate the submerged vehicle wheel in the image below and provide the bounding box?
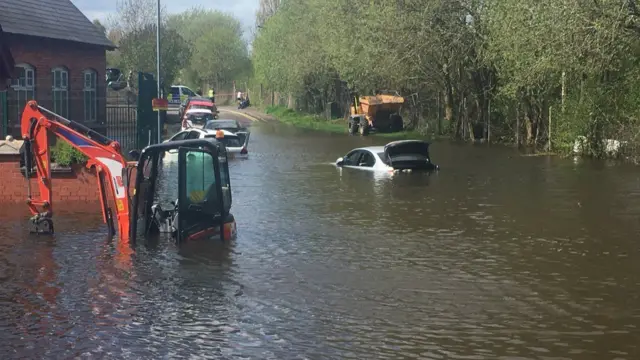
[31,217,54,234]
[359,121,370,136]
[391,114,404,131]
[348,121,358,135]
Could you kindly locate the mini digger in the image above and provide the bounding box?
[19,101,237,245]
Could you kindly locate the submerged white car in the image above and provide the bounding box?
[164,128,249,159]
[335,140,438,172]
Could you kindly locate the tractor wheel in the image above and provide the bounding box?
[348,120,358,135]
[359,120,370,136]
[391,114,404,131]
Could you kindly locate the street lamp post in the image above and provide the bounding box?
[156,0,161,144]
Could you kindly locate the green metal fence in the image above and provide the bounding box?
[0,91,7,138]
[106,103,138,152]
[105,72,164,153]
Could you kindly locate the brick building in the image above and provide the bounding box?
[0,24,14,83]
[0,0,115,137]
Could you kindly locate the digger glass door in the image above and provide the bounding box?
[177,147,223,242]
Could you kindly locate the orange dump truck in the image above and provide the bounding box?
[348,92,404,135]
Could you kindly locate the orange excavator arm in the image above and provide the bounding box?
[20,101,131,240]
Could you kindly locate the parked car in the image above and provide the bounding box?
[164,128,249,160]
[169,85,199,108]
[180,109,215,131]
[203,119,249,145]
[335,140,438,172]
[178,97,218,126]
[203,119,244,133]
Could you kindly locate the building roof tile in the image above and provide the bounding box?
[0,0,115,49]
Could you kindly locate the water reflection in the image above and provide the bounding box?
[1,120,640,358]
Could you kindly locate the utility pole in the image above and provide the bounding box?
[156,0,161,144]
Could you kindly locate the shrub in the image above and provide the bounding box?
[50,141,87,167]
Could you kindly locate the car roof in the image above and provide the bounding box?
[188,97,212,102]
[208,119,238,123]
[352,141,429,153]
[356,146,385,153]
[202,129,238,137]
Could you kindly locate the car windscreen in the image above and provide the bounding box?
[191,104,211,110]
[204,135,243,147]
[187,113,214,124]
[204,121,238,130]
[235,132,247,145]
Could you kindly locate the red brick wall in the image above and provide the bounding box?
[2,34,107,137]
[0,155,100,206]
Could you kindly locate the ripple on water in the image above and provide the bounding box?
[1,125,640,358]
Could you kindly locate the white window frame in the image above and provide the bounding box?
[11,64,36,119]
[52,67,69,118]
[83,69,97,121]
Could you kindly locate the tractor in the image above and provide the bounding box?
[347,90,405,136]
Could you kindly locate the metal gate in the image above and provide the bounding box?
[106,72,160,154]
[0,91,7,138]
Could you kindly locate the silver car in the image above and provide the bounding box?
[336,140,438,172]
[164,128,250,160]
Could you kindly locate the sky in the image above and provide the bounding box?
[71,0,259,36]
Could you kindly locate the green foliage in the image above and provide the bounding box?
[118,24,191,87]
[251,0,640,157]
[167,9,250,88]
[265,106,345,133]
[253,0,337,105]
[51,141,87,167]
[265,105,427,139]
[104,0,249,92]
[93,19,107,35]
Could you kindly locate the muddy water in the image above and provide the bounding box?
[1,115,640,359]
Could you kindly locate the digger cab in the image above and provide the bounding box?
[127,138,235,244]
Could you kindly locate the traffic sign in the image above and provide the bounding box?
[152,98,168,111]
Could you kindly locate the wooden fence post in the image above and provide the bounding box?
[516,107,520,147]
[487,99,491,143]
[549,106,552,152]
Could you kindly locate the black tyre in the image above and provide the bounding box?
[359,120,370,136]
[34,218,54,234]
[391,114,404,131]
[348,120,358,134]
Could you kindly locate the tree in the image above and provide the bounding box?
[118,24,191,87]
[249,0,640,155]
[108,0,165,34]
[107,0,185,87]
[256,0,283,27]
[93,19,107,35]
[168,9,250,88]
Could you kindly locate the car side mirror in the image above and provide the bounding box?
[336,157,344,166]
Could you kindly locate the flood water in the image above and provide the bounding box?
[1,114,640,359]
